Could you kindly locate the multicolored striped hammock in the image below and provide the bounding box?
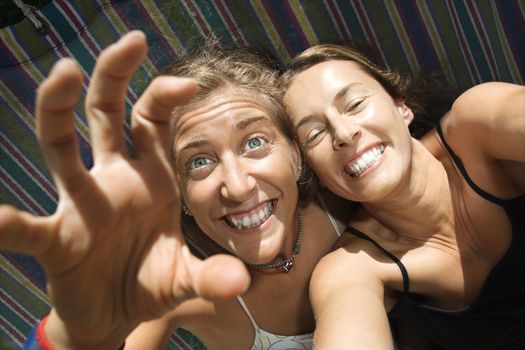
[1,1,524,349]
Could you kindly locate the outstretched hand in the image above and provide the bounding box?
[0,31,249,349]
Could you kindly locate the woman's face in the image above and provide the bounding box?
[283,60,414,203]
[173,87,301,264]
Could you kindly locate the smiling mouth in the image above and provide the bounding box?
[345,144,385,177]
[223,201,275,230]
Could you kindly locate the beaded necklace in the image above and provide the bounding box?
[245,207,303,274]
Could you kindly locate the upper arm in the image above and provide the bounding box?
[310,248,395,350]
[445,82,525,163]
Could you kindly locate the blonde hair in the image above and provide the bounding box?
[160,43,316,256]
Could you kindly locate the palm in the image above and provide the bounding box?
[0,31,249,346]
[45,156,182,328]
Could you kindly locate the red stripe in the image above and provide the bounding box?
[0,289,36,324]
[2,253,48,292]
[0,317,24,343]
[57,2,102,56]
[465,1,497,78]
[171,333,191,350]
[0,171,46,215]
[0,135,58,201]
[325,0,351,42]
[447,0,481,83]
[214,0,247,46]
[111,1,176,68]
[352,1,380,53]
[260,1,308,56]
[184,0,214,38]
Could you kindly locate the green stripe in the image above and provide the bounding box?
[0,148,56,213]
[361,1,412,72]
[384,0,419,72]
[426,1,473,89]
[416,1,457,86]
[295,1,339,45]
[0,257,50,315]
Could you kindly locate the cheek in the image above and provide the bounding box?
[183,181,213,215]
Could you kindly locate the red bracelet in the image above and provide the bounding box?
[35,315,55,350]
[35,315,125,350]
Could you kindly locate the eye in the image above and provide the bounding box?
[189,156,213,169]
[303,127,326,147]
[243,136,266,151]
[345,99,365,113]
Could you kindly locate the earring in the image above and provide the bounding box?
[182,205,190,216]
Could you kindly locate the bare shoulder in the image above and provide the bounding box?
[310,229,394,299]
[443,82,525,163]
[446,82,524,133]
[451,82,524,115]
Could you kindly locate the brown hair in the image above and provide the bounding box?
[282,43,458,138]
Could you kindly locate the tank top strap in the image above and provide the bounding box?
[436,124,505,205]
[316,190,342,237]
[236,296,259,330]
[346,226,410,294]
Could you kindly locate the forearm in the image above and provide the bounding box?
[314,295,394,350]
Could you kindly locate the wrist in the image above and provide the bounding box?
[26,311,127,350]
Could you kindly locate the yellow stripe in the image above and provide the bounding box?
[102,5,157,74]
[250,0,291,62]
[289,0,318,46]
[384,1,420,71]
[0,255,50,304]
[0,80,35,129]
[491,2,522,84]
[140,1,187,56]
[0,32,45,85]
[416,2,456,85]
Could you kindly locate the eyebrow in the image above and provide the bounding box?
[333,82,364,102]
[175,115,271,155]
[234,115,270,131]
[294,82,364,131]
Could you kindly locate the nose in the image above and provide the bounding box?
[329,114,361,150]
[219,157,257,202]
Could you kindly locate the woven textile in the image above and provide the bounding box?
[1,1,524,349]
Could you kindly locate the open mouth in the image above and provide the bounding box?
[223,200,275,230]
[345,144,385,177]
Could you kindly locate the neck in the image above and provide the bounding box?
[364,139,452,239]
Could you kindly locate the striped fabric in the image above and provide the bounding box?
[0,1,523,349]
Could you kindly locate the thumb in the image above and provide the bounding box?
[188,252,251,301]
[0,205,55,256]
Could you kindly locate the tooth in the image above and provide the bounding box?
[251,213,260,225]
[259,210,265,221]
[243,216,251,227]
[231,217,238,226]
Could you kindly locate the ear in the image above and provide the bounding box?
[397,100,414,125]
[290,141,302,182]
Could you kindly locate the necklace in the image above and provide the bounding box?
[245,207,303,274]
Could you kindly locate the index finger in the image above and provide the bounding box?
[131,76,198,159]
[85,31,148,158]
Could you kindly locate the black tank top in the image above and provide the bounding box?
[347,125,525,350]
